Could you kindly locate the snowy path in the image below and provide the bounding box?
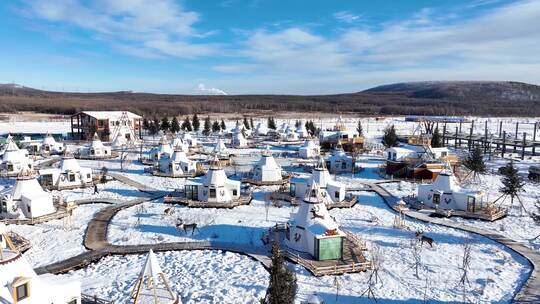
[368,182,540,303]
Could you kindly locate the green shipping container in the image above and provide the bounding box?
[315,236,343,261]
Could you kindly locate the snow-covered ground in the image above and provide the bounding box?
[56,250,268,304]
[1,116,539,303]
[8,204,106,267]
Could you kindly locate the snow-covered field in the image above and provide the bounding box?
[57,250,268,304]
[1,116,539,303]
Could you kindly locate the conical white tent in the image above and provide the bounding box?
[79,133,112,158]
[418,171,484,212]
[1,137,33,177]
[285,183,345,260]
[131,250,178,304]
[0,223,82,303]
[290,157,346,204]
[325,145,354,173]
[184,155,240,204]
[40,133,64,155]
[39,156,93,190]
[158,147,198,177]
[1,171,55,219]
[212,138,228,156]
[149,136,173,161]
[298,140,320,159]
[232,131,248,148]
[252,147,282,182]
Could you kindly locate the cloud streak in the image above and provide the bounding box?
[23,0,217,58]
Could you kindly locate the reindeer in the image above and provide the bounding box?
[175,218,199,235]
[164,207,175,216]
[415,231,434,248]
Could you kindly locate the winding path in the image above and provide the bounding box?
[367,182,540,304]
[32,171,539,303]
[35,173,271,275]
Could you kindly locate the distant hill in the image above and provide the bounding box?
[1,81,539,117]
[363,81,540,101]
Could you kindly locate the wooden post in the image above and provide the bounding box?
[514,122,519,152]
[459,121,463,147]
[499,121,503,138]
[502,131,507,157]
[468,122,474,151]
[484,121,488,153]
[533,122,538,156]
[442,123,447,146]
[455,126,459,147]
[522,132,526,160]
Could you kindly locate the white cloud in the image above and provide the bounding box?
[197,83,228,95]
[23,0,216,58]
[231,1,540,82]
[333,11,361,24]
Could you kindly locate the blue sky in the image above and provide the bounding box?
[0,0,538,94]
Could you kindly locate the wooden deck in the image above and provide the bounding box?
[270,192,358,209]
[163,194,252,208]
[404,196,508,222]
[75,152,119,160]
[271,227,370,276]
[0,208,71,225]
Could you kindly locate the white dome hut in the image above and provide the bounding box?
[324,145,354,174]
[232,130,248,148]
[418,170,485,212]
[180,132,198,147]
[39,156,93,190]
[285,183,345,260]
[289,157,346,204]
[298,140,320,159]
[149,135,173,162]
[255,122,268,136]
[0,171,56,219]
[78,133,113,159]
[40,133,64,156]
[1,137,33,177]
[0,224,82,304]
[157,146,200,177]
[184,155,241,204]
[249,147,284,183]
[295,124,309,138]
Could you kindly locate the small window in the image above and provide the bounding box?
[341,162,346,169]
[433,193,441,204]
[232,189,238,196]
[15,283,29,301]
[87,174,91,179]
[335,191,339,199]
[27,206,31,213]
[69,174,76,182]
[209,188,216,198]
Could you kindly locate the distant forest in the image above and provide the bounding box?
[1,81,540,117]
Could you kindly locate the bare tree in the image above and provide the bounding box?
[459,241,473,303]
[410,237,423,279]
[361,244,383,302]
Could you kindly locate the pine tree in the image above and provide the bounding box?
[220,119,226,131]
[382,125,398,147]
[148,121,159,138]
[463,145,486,179]
[500,161,525,208]
[431,126,442,148]
[268,117,276,130]
[357,120,364,137]
[192,114,200,132]
[181,116,192,132]
[212,121,221,133]
[243,117,251,130]
[250,118,254,130]
[262,242,297,304]
[202,116,212,136]
[170,116,180,134]
[160,117,170,132]
[295,120,301,128]
[142,118,150,131]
